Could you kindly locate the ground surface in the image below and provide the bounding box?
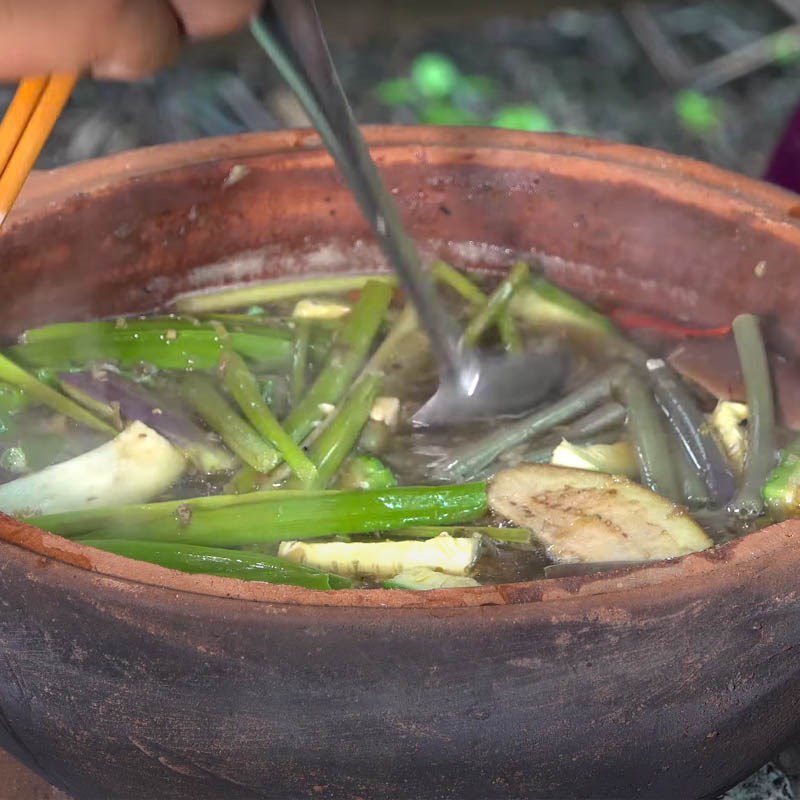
[1,1,799,798]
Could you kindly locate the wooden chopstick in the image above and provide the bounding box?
[0,76,48,175]
[0,74,77,226]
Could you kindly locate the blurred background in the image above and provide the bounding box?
[4,0,800,184]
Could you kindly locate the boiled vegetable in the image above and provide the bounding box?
[59,371,234,473]
[175,274,395,314]
[82,539,352,589]
[80,483,489,547]
[551,439,638,478]
[726,315,777,519]
[337,455,397,490]
[384,567,480,590]
[278,532,481,578]
[764,437,800,518]
[0,421,185,517]
[0,352,114,435]
[710,401,748,472]
[181,374,280,473]
[283,280,394,441]
[489,464,712,563]
[219,350,317,484]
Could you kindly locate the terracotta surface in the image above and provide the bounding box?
[0,128,800,799]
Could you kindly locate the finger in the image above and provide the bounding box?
[170,0,260,39]
[0,0,181,81]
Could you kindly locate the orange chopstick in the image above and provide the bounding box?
[0,73,77,226]
[0,76,48,176]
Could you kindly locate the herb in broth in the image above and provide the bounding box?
[1,265,795,590]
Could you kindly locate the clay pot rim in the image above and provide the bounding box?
[4,126,800,610]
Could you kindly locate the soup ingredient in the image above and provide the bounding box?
[463,261,529,347]
[369,396,400,428]
[0,352,114,435]
[646,358,736,505]
[181,374,281,473]
[430,260,486,307]
[440,364,626,481]
[394,525,531,543]
[219,350,317,484]
[337,455,397,490]
[12,321,294,372]
[295,374,383,489]
[283,279,394,442]
[384,567,480,590]
[79,483,489,547]
[58,371,235,473]
[551,439,638,478]
[673,439,711,508]
[726,315,777,519]
[710,401,748,472]
[616,369,681,501]
[278,532,481,578]
[561,402,627,439]
[511,277,617,341]
[82,539,352,589]
[290,318,311,404]
[0,421,185,516]
[488,464,712,563]
[292,298,351,320]
[175,274,395,314]
[763,437,800,518]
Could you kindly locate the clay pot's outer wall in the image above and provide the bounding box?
[1,128,800,800]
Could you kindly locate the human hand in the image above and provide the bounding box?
[0,0,261,81]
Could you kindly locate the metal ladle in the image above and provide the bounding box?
[252,1,567,425]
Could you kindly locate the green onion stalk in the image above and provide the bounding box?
[82,539,351,589]
[283,279,393,442]
[726,314,777,519]
[219,350,318,485]
[77,483,488,547]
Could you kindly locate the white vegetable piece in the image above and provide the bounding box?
[278,533,480,578]
[551,439,638,478]
[0,421,186,517]
[710,401,748,472]
[489,464,712,564]
[293,298,351,320]
[369,396,400,428]
[385,567,480,590]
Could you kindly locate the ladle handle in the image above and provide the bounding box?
[253,1,465,376]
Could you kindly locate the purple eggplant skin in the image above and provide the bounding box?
[59,371,234,473]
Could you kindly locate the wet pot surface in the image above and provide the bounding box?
[1,128,800,800]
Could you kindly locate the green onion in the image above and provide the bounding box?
[430,260,486,307]
[463,261,529,347]
[727,314,777,518]
[219,351,318,485]
[11,326,293,371]
[81,539,351,589]
[0,352,114,435]
[496,309,522,353]
[283,280,393,441]
[440,365,626,481]
[337,455,397,490]
[175,274,396,313]
[79,483,488,547]
[295,373,383,489]
[290,319,311,406]
[616,370,681,501]
[181,374,280,473]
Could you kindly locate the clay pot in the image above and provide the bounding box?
[1,128,800,800]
